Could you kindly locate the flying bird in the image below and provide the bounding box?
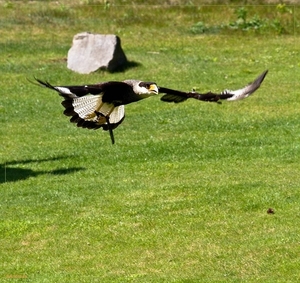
[34,70,268,144]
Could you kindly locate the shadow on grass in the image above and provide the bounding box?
[116,60,141,72]
[0,156,84,183]
[99,60,141,73]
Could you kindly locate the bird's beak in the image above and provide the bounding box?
[149,84,159,94]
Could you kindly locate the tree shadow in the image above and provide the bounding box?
[0,156,84,184]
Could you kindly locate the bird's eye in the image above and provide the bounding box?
[139,82,147,88]
[139,82,156,89]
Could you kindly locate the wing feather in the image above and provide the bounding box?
[224,70,268,101]
[109,106,125,124]
[72,95,103,119]
[34,79,126,133]
[160,94,188,103]
[159,70,268,103]
[68,95,124,128]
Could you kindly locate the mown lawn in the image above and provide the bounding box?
[1,1,300,282]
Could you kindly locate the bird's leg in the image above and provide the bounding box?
[94,106,116,124]
[94,111,107,124]
[85,101,104,120]
[94,107,116,144]
[105,116,115,145]
[105,107,116,145]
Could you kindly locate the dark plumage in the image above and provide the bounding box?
[34,70,268,144]
[159,70,268,103]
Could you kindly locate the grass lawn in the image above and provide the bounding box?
[1,1,300,282]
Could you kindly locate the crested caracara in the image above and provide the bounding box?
[34,70,268,144]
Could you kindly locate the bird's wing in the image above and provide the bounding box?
[34,79,125,130]
[69,103,125,131]
[223,70,268,101]
[71,95,119,120]
[159,70,268,103]
[34,78,106,97]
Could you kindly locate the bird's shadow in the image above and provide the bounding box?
[1,156,84,184]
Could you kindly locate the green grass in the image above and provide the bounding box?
[1,1,300,282]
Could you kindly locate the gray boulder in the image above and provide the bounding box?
[67,32,128,73]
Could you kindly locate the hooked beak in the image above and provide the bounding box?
[149,83,159,94]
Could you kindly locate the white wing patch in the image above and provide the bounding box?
[72,95,102,119]
[223,89,248,101]
[225,83,258,101]
[55,86,76,96]
[72,95,124,124]
[109,106,125,124]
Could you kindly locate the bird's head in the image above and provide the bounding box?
[136,81,159,98]
[138,81,159,96]
[124,80,158,99]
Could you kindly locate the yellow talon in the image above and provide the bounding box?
[96,116,106,125]
[84,112,96,119]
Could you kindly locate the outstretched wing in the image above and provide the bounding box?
[159,70,268,103]
[34,78,107,97]
[34,79,125,131]
[63,95,125,130]
[222,70,268,101]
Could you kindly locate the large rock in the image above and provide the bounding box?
[67,32,128,74]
